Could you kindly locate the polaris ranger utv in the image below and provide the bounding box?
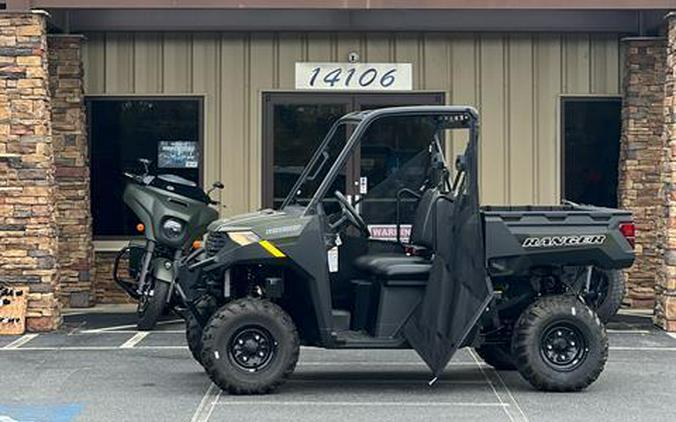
[178,106,635,394]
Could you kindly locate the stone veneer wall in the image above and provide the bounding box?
[94,252,134,304]
[657,15,676,331]
[0,12,61,331]
[47,35,94,308]
[618,37,666,309]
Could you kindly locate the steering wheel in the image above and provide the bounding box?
[330,190,370,237]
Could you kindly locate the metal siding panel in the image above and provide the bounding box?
[394,33,422,88]
[163,33,192,93]
[192,33,221,202]
[507,34,535,204]
[564,33,591,94]
[336,33,363,65]
[535,34,562,204]
[82,32,105,94]
[220,34,248,215]
[479,34,507,205]
[307,33,333,62]
[248,33,275,210]
[277,33,304,89]
[591,34,620,94]
[133,32,162,93]
[449,34,478,182]
[365,33,392,62]
[104,32,134,93]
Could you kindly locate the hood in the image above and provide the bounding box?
[207,207,305,237]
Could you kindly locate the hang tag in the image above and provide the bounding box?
[328,246,339,273]
[335,234,342,246]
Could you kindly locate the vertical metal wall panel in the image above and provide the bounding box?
[83,31,622,214]
[534,34,563,203]
[192,33,220,199]
[134,33,162,93]
[479,34,507,204]
[219,33,248,214]
[104,33,134,93]
[507,34,535,204]
[162,33,192,93]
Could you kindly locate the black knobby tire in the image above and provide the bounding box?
[511,295,608,392]
[475,344,516,370]
[137,279,170,331]
[186,312,204,365]
[588,269,625,323]
[201,298,300,395]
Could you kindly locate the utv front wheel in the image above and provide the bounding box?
[201,298,299,394]
[512,296,608,392]
[186,312,204,365]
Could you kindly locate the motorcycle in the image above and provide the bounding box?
[113,158,221,330]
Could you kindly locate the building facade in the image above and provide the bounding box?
[0,1,675,331]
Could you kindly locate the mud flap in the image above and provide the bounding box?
[403,121,492,377]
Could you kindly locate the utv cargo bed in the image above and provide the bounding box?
[481,204,635,276]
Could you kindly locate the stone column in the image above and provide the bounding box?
[48,35,94,308]
[658,14,676,331]
[618,37,666,309]
[0,11,61,331]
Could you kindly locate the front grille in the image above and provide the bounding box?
[205,231,229,257]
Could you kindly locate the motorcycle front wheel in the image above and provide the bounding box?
[137,278,170,331]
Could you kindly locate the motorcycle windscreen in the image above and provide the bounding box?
[403,138,493,378]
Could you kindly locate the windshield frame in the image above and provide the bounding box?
[279,106,479,216]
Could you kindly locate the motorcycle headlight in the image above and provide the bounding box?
[161,218,185,239]
[227,230,260,246]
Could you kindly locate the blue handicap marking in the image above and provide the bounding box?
[0,404,82,422]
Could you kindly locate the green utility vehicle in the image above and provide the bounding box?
[177,106,635,394]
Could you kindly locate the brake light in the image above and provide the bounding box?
[619,222,635,248]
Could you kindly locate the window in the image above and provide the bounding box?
[562,97,621,208]
[88,97,203,238]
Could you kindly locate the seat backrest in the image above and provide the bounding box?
[409,188,440,249]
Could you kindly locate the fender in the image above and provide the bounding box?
[151,257,175,284]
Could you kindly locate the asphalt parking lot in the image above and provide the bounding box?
[1,308,675,422]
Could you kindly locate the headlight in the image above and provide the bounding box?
[161,218,185,239]
[227,230,260,246]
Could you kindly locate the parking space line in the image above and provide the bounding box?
[610,346,676,351]
[215,400,509,407]
[80,319,183,333]
[191,383,220,422]
[468,348,527,422]
[119,332,149,349]
[607,329,652,334]
[3,333,39,349]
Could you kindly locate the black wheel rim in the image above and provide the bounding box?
[228,326,277,372]
[539,323,588,371]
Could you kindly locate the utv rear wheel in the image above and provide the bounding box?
[201,298,299,394]
[512,296,608,392]
[137,279,169,331]
[475,344,516,370]
[587,269,625,323]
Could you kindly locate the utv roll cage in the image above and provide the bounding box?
[281,105,479,214]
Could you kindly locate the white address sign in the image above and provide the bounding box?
[295,62,412,91]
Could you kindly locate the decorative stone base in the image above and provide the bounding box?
[94,252,134,305]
